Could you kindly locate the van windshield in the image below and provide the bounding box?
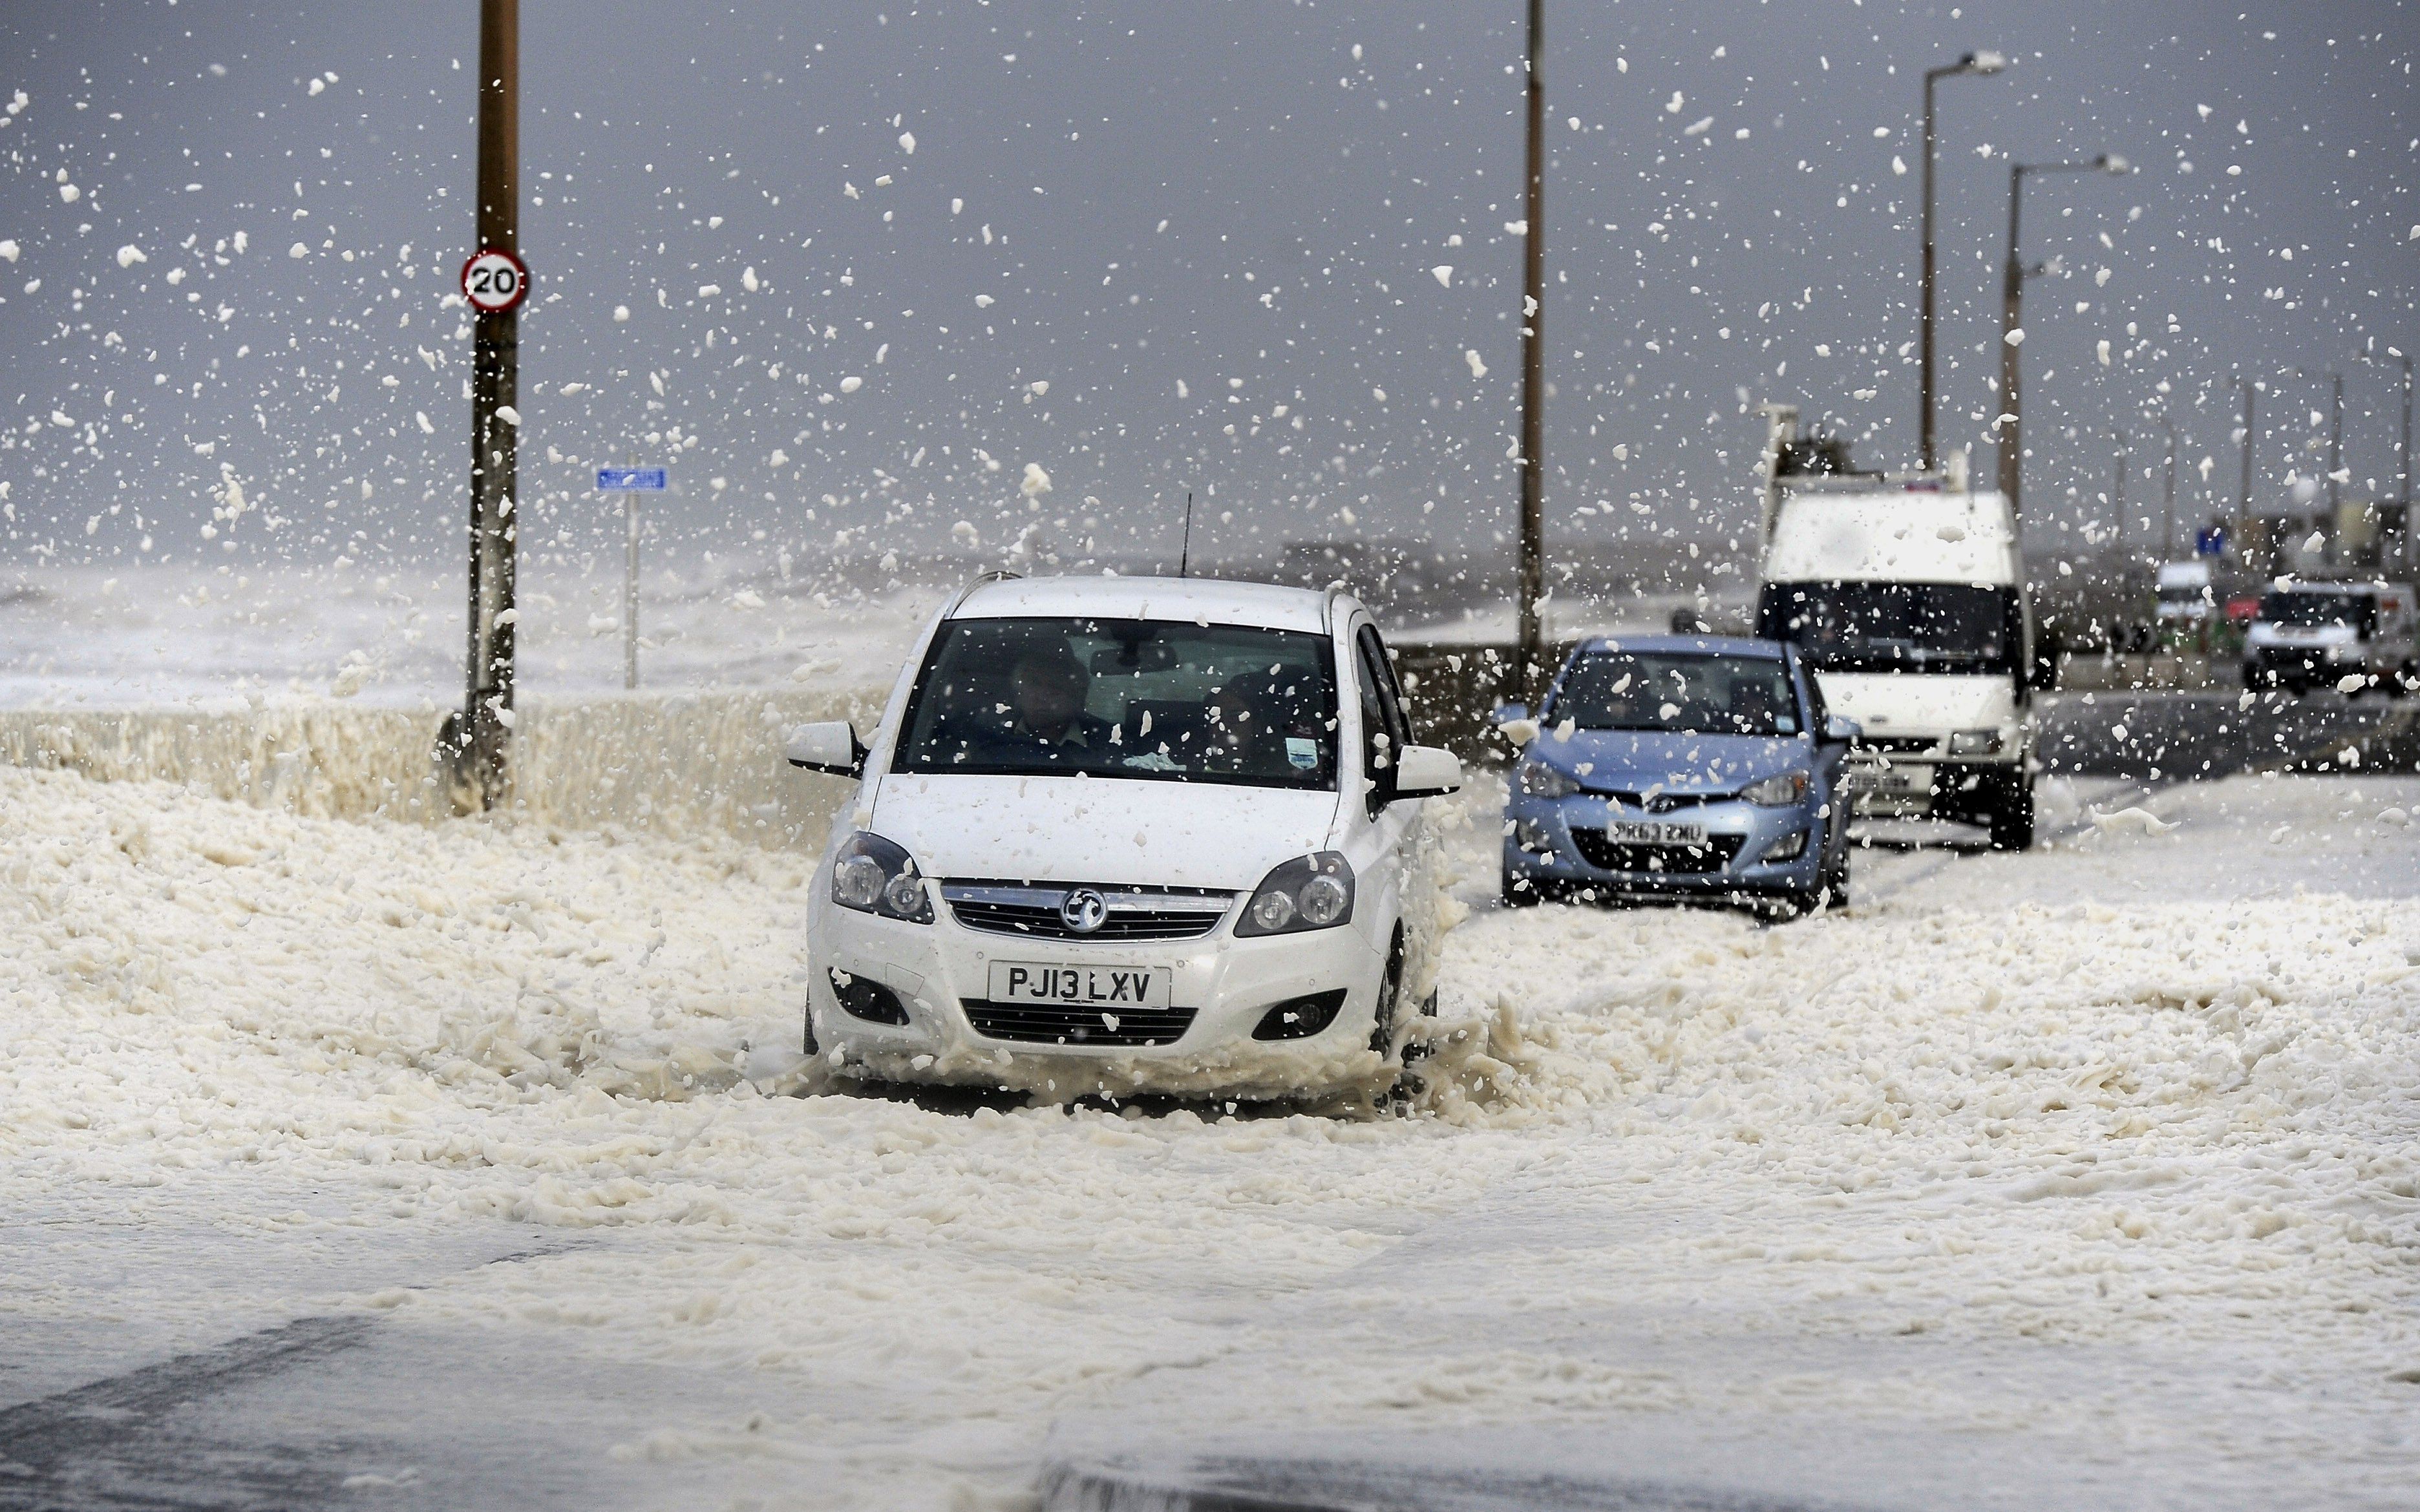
[894,617,1339,789]
[1757,582,2015,674]
[2259,591,2373,633]
[1550,652,1800,737]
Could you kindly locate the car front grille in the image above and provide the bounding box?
[1852,735,1942,755]
[960,1000,1198,1047]
[940,882,1233,941]
[1592,788,1724,812]
[1569,831,1746,875]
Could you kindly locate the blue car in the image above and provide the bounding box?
[1499,635,1858,917]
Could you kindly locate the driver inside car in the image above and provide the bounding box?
[1003,640,1114,754]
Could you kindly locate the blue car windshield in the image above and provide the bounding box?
[1549,653,1800,737]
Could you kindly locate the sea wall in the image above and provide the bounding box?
[0,688,889,850]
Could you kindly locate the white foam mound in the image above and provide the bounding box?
[0,688,886,848]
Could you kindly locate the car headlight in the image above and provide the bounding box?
[1518,758,1583,799]
[830,832,934,923]
[1948,728,2006,756]
[1738,770,1810,806]
[1235,852,1355,937]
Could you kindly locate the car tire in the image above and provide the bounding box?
[803,1007,820,1058]
[1988,769,2036,852]
[1368,930,1406,1057]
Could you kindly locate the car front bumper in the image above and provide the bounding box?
[1502,791,1824,899]
[804,890,1393,1099]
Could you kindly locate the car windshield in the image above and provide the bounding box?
[1758,581,2014,673]
[895,616,1339,788]
[1549,652,1801,737]
[2260,590,2372,632]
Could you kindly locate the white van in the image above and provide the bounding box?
[2156,560,2218,630]
[1752,457,2043,850]
[2242,579,2417,695]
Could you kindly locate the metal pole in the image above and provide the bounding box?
[2236,376,2256,573]
[2112,429,2127,565]
[2161,415,2178,562]
[1995,163,2025,512]
[624,454,640,690]
[1920,67,1940,472]
[2327,370,2344,525]
[1514,0,1547,703]
[460,0,520,809]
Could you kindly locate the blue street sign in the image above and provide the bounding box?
[597,467,668,490]
[2195,525,2227,558]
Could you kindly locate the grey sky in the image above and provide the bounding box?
[0,0,2412,584]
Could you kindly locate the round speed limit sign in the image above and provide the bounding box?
[460,248,530,314]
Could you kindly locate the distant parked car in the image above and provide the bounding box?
[1498,635,1857,919]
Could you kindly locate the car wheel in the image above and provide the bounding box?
[1368,930,1406,1057]
[1823,833,1852,907]
[1988,769,2036,852]
[803,1005,820,1058]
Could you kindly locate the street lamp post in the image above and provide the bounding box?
[2159,412,2180,562]
[1919,50,2005,472]
[1995,153,2128,515]
[453,0,522,810]
[2278,364,2343,562]
[2235,374,2258,571]
[2355,347,2414,574]
[1514,0,1547,703]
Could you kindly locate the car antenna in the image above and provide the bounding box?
[1178,491,1194,578]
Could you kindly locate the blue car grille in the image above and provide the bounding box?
[1570,831,1746,875]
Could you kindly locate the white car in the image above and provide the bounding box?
[783,573,1463,1102]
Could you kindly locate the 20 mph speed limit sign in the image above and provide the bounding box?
[460,249,530,314]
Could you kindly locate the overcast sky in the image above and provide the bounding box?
[0,0,2412,583]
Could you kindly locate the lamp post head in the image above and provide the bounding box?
[1964,50,2008,74]
[2097,153,2131,174]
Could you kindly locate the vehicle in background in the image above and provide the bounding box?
[1748,410,2045,851]
[1497,635,1856,919]
[2156,560,2216,631]
[781,573,1463,1103]
[2242,578,2417,696]
[2157,558,2251,655]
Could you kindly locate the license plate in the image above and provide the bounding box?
[1850,763,1934,796]
[1608,819,1708,845]
[986,961,1171,1010]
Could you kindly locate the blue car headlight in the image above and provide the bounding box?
[1518,758,1584,799]
[1739,771,1810,807]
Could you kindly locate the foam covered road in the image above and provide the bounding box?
[3,764,2417,1510]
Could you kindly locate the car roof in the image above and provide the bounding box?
[1567,634,1788,661]
[950,574,1338,633]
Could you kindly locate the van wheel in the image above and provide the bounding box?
[1988,770,2036,852]
[1369,931,1406,1057]
[1501,868,1545,907]
[803,1007,820,1058]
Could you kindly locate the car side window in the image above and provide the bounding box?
[1353,624,1409,801]
[1798,654,1829,731]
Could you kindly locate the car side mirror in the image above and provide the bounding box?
[1821,714,1861,744]
[785,720,865,777]
[1391,744,1463,801]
